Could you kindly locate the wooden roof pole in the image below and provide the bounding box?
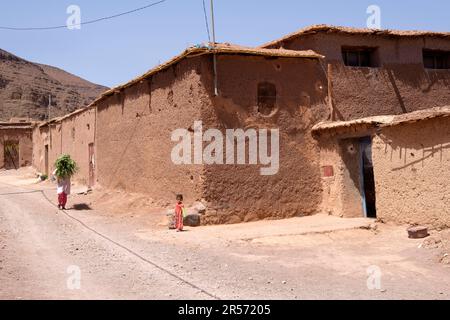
[211,0,218,96]
[328,63,335,121]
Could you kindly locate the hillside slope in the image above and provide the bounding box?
[0,49,107,121]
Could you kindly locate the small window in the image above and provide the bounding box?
[423,50,450,69]
[257,82,276,116]
[342,47,376,67]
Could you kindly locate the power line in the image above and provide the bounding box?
[202,0,211,42]
[0,0,168,31]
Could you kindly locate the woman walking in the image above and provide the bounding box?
[56,175,71,210]
[53,154,77,210]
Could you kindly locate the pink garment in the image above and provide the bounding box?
[175,203,184,231]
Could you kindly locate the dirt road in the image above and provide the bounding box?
[0,182,215,300]
[1,174,449,300]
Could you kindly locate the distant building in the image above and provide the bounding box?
[0,120,35,170]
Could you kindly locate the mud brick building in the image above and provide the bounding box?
[262,25,450,119]
[30,25,450,227]
[263,25,450,228]
[33,44,326,225]
[313,107,450,229]
[0,120,34,170]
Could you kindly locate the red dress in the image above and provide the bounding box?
[175,203,184,231]
[57,177,71,209]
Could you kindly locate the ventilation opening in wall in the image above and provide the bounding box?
[257,82,277,116]
[423,49,450,69]
[342,46,379,67]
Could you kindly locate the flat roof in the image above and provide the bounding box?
[0,125,34,130]
[93,43,322,101]
[0,121,37,130]
[312,107,450,134]
[262,24,450,48]
[39,43,323,127]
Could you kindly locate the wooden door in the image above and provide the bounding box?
[4,141,19,170]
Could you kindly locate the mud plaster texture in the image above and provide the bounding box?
[317,138,366,218]
[29,31,450,226]
[32,54,330,224]
[0,128,33,169]
[200,55,328,224]
[266,33,450,120]
[95,56,208,206]
[372,117,450,229]
[93,55,329,224]
[32,108,95,185]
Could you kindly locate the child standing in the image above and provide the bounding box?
[174,194,184,232]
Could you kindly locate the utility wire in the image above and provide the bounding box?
[202,0,211,42]
[0,0,168,31]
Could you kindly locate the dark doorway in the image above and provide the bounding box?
[44,145,49,176]
[88,143,95,187]
[360,137,377,218]
[257,82,277,115]
[4,141,19,170]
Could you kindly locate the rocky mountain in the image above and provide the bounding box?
[0,48,107,121]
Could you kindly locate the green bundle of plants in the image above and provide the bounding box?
[54,154,78,179]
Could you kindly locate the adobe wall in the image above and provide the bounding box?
[59,110,95,185]
[32,125,49,174]
[372,117,450,228]
[47,123,62,175]
[32,126,45,172]
[200,55,329,224]
[268,33,450,120]
[32,109,95,184]
[95,56,210,205]
[0,128,33,169]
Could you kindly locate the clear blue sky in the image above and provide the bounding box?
[1,0,449,88]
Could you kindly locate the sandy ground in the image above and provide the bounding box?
[0,168,449,300]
